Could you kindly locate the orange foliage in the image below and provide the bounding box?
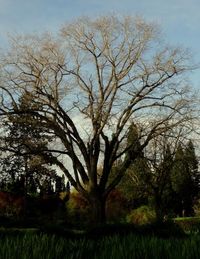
[0,191,25,217]
[67,189,128,222]
[68,191,89,210]
[106,189,128,221]
[0,191,69,218]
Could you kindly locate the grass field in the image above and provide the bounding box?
[0,228,199,259]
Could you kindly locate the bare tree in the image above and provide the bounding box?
[0,15,195,224]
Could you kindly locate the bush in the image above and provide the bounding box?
[67,189,128,226]
[126,205,156,225]
[66,191,90,226]
[106,189,128,223]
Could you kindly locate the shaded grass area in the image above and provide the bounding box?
[0,230,199,259]
[0,219,200,258]
[0,222,192,258]
[1,213,200,258]
[27,221,186,244]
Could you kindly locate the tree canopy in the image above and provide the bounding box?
[0,15,196,223]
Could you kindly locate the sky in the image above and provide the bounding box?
[0,0,200,87]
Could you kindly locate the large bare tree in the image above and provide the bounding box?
[0,15,195,223]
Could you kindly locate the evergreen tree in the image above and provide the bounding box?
[171,141,199,217]
[153,144,174,219]
[55,174,66,193]
[1,93,56,195]
[121,131,175,221]
[114,124,147,206]
[185,140,200,195]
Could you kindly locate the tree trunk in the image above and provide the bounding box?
[89,195,106,225]
[154,194,164,222]
[155,205,164,222]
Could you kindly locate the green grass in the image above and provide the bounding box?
[173,217,200,221]
[173,217,200,234]
[0,231,199,259]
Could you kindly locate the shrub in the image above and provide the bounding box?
[66,191,90,226]
[106,189,128,223]
[126,205,156,225]
[67,189,128,225]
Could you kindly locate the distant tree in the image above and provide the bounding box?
[171,141,199,216]
[40,178,54,195]
[110,124,148,207]
[150,143,174,220]
[185,140,200,195]
[1,93,56,195]
[120,126,177,221]
[55,174,66,193]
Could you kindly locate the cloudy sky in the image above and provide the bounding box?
[0,0,199,86]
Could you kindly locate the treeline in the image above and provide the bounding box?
[116,136,200,221]
[0,97,199,225]
[0,98,200,224]
[66,134,200,225]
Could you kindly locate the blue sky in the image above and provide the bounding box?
[0,0,200,87]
